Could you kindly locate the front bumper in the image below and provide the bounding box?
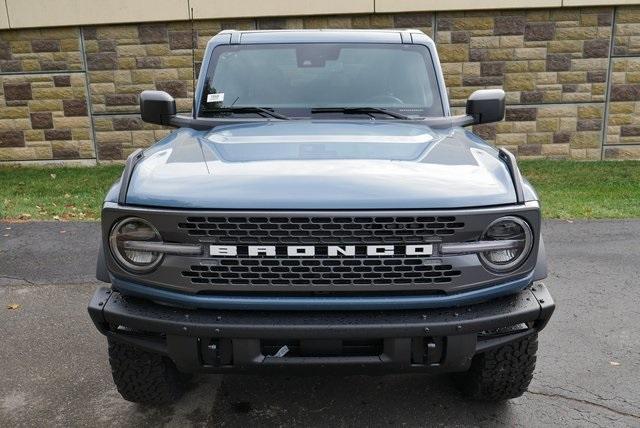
[88,283,554,374]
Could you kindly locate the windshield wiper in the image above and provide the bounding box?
[204,106,290,120]
[311,107,412,120]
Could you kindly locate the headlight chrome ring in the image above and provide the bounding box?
[478,216,533,273]
[109,217,164,273]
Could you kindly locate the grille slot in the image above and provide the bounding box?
[183,258,461,287]
[178,216,465,244]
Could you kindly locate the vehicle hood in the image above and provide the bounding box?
[125,121,517,209]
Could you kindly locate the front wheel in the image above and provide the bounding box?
[108,338,191,404]
[453,333,538,401]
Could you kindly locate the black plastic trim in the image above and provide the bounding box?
[117,149,145,205]
[499,148,525,204]
[88,283,555,373]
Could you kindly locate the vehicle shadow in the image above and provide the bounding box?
[207,373,514,427]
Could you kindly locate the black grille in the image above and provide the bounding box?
[183,258,461,287]
[178,216,465,244]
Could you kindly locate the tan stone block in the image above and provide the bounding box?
[495,122,513,133]
[0,107,29,120]
[87,71,114,83]
[528,60,546,73]
[58,38,79,52]
[131,70,156,84]
[452,16,493,31]
[90,83,116,95]
[154,129,172,140]
[0,147,37,161]
[117,58,136,69]
[505,74,535,91]
[438,44,468,63]
[538,105,577,118]
[527,10,549,21]
[163,56,193,68]
[53,117,90,129]
[609,102,635,114]
[436,32,451,44]
[24,130,44,141]
[132,130,156,147]
[449,87,474,101]
[83,40,99,53]
[500,35,523,49]
[441,63,462,75]
[97,26,138,39]
[34,146,53,159]
[556,27,597,41]
[571,132,601,149]
[505,92,520,105]
[559,117,578,132]
[112,71,132,85]
[512,121,537,133]
[571,58,608,72]
[585,148,601,160]
[144,44,171,56]
[563,93,592,103]
[528,133,552,145]
[505,61,529,73]
[486,49,513,61]
[96,130,132,143]
[570,148,587,159]
[177,68,195,80]
[462,62,481,76]
[514,47,546,60]
[541,143,570,156]
[327,16,351,29]
[547,40,583,54]
[558,72,587,84]
[496,133,527,145]
[537,118,559,132]
[470,36,500,49]
[117,45,147,57]
[10,40,32,53]
[578,105,603,119]
[28,100,63,111]
[72,129,91,140]
[93,117,114,131]
[608,114,633,126]
[22,60,41,72]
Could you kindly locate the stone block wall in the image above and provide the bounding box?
[0,6,639,162]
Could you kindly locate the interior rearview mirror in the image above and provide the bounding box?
[140,90,177,126]
[466,89,505,125]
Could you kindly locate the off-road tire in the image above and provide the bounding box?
[453,333,538,401]
[108,338,190,404]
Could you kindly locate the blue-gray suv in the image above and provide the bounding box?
[88,29,555,404]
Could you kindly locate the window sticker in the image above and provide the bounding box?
[207,93,224,103]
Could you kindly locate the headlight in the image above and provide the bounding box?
[478,216,533,273]
[109,217,163,273]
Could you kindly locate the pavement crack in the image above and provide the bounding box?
[0,275,36,285]
[528,390,640,420]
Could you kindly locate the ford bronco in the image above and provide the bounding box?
[88,29,555,404]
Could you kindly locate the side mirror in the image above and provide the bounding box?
[466,89,505,125]
[140,90,177,125]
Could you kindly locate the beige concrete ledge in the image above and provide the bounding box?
[2,0,639,29]
[0,0,9,29]
[563,0,640,6]
[376,0,562,13]
[5,0,190,28]
[192,0,374,20]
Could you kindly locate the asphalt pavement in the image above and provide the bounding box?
[1,220,639,427]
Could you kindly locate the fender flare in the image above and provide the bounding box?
[532,235,548,281]
[96,242,111,283]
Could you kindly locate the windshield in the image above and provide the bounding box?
[199,43,444,118]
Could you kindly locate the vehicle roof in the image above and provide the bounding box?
[214,28,429,44]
